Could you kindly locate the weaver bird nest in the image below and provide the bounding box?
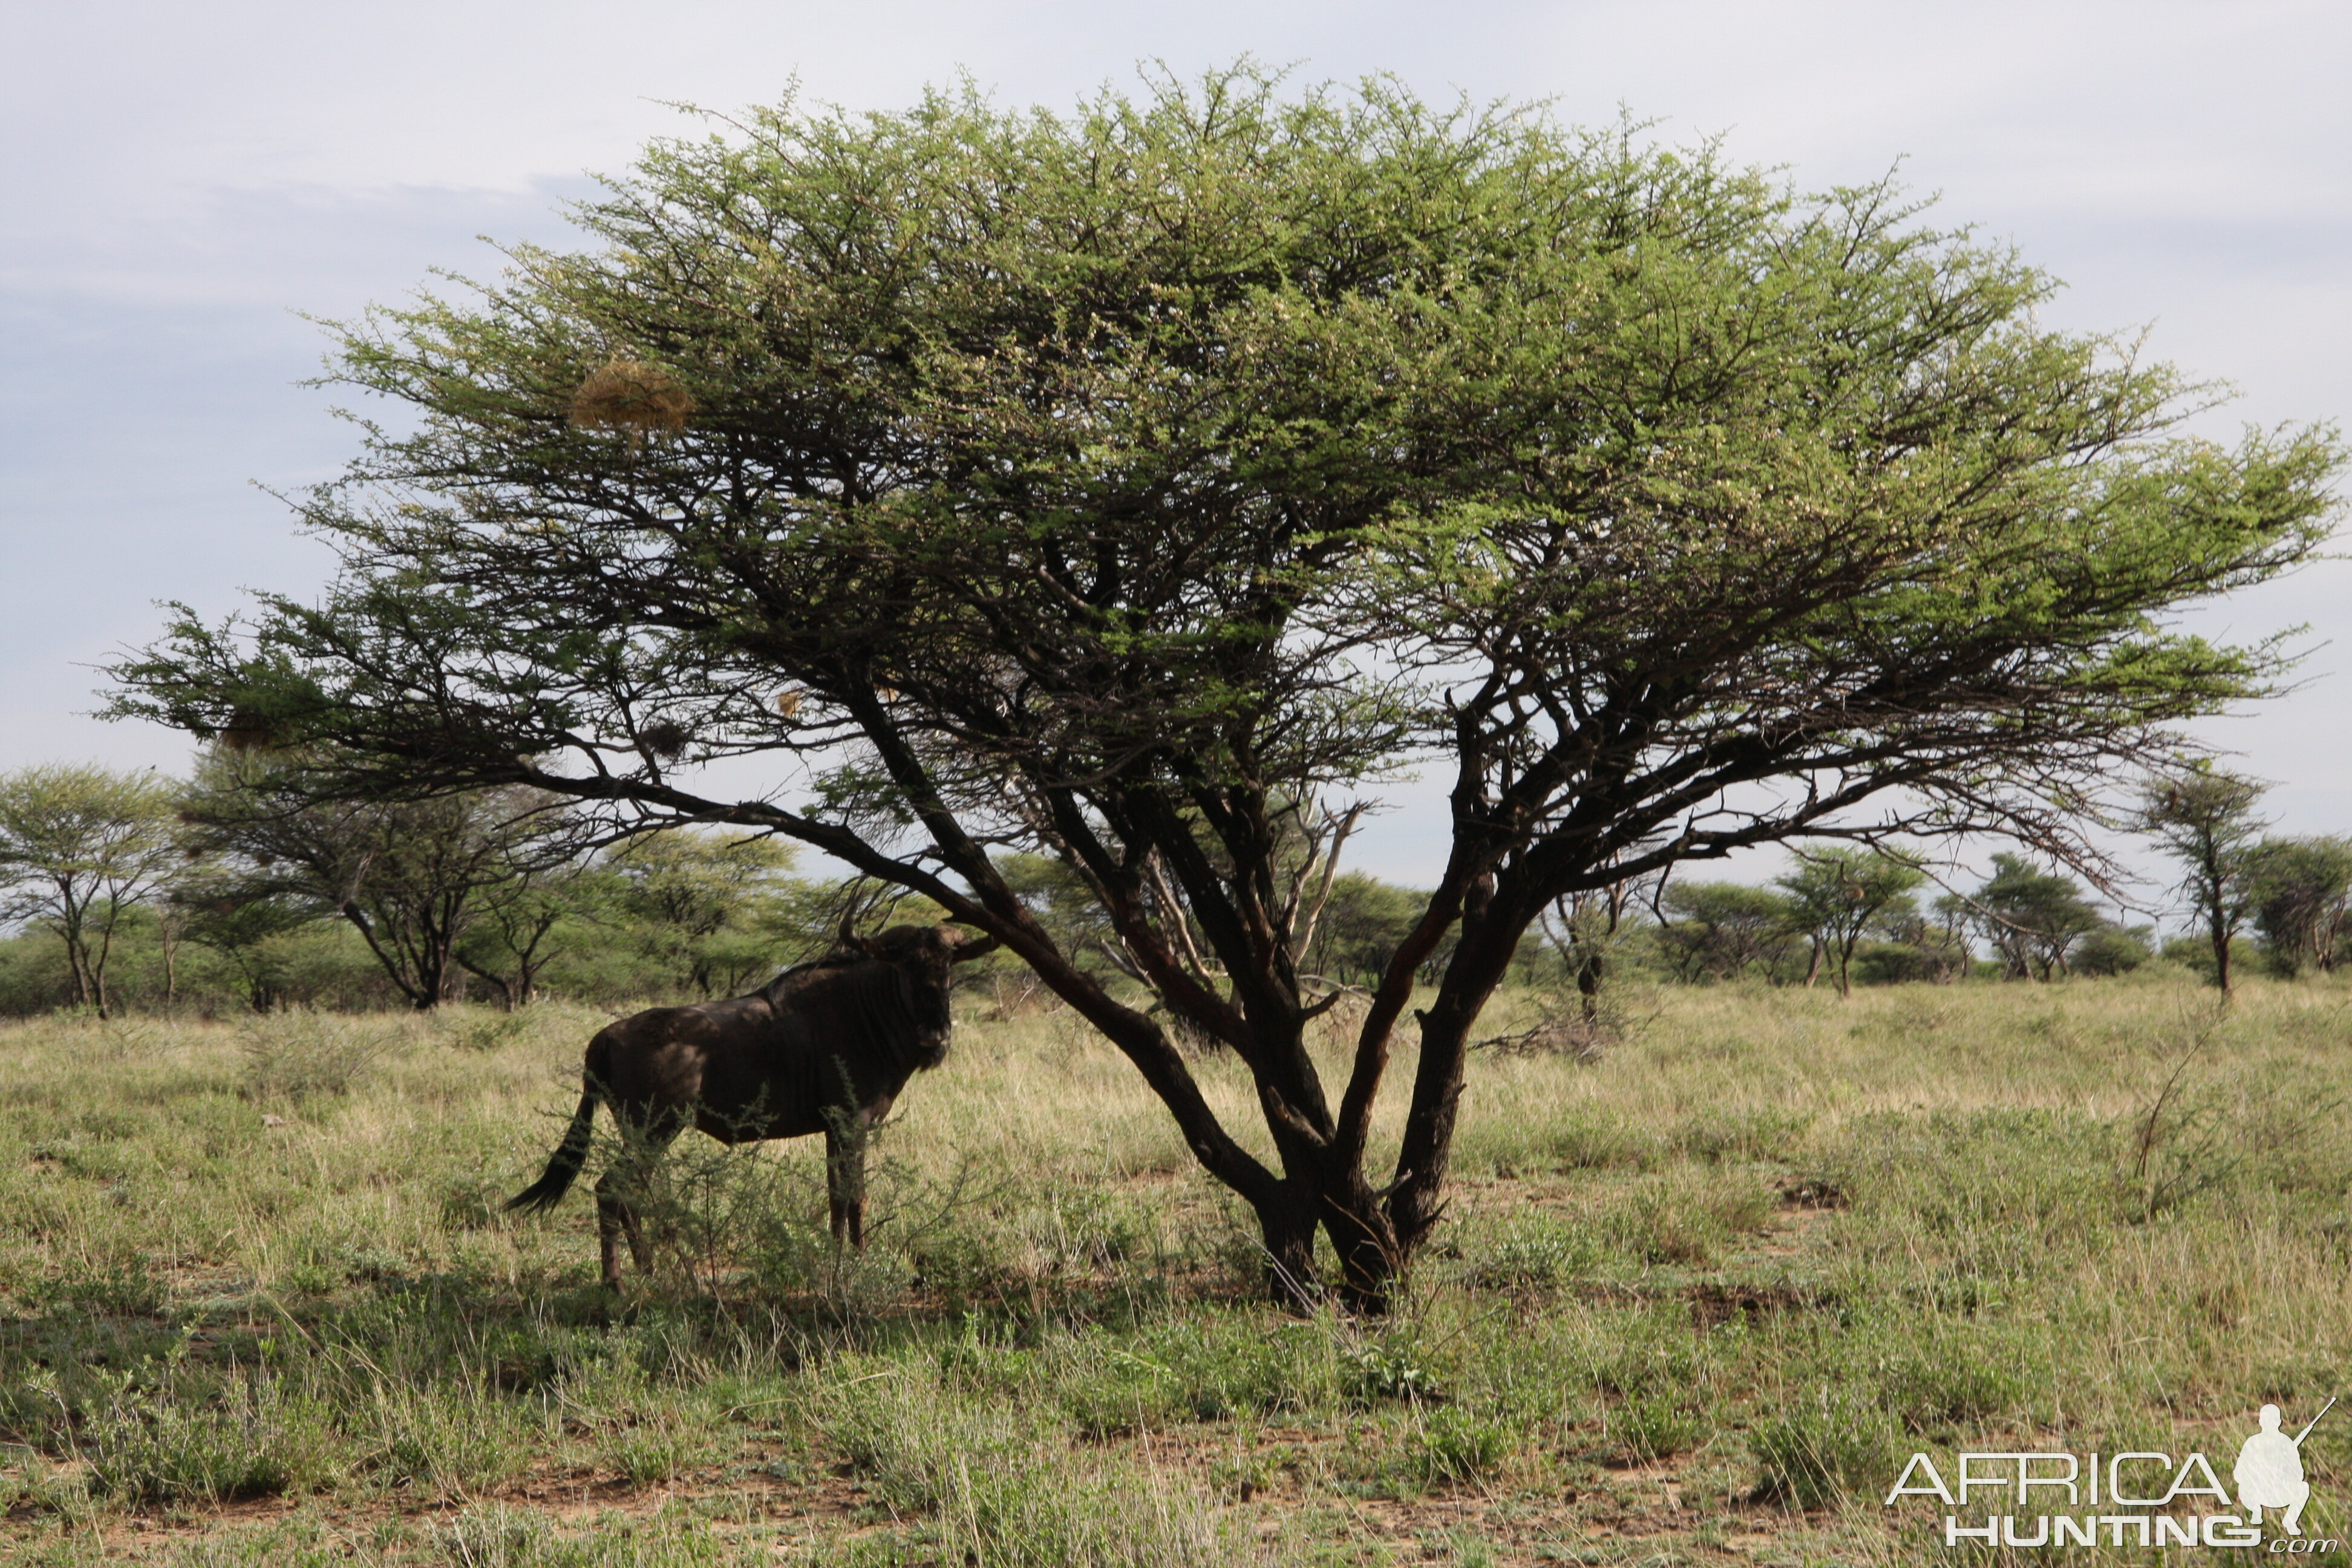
[569,359,695,436]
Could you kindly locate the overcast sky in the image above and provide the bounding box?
[4,0,2346,895]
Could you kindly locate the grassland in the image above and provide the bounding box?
[0,972,2347,1565]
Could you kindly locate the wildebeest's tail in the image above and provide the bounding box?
[508,1051,604,1214]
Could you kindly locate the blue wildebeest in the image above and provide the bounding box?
[508,923,994,1287]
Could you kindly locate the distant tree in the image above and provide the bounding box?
[607,829,801,998]
[179,750,580,1009]
[2244,836,2352,977]
[2138,763,2267,995]
[1968,854,2106,981]
[1773,849,1927,996]
[1537,864,1653,1021]
[1657,881,1798,982]
[1855,898,1972,984]
[2071,923,2155,976]
[990,851,1119,972]
[1298,872,1426,990]
[167,862,317,1012]
[0,765,181,1018]
[456,857,612,1009]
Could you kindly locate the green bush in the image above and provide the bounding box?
[2074,924,2154,976]
[84,1376,339,1506]
[238,1010,401,1102]
[1612,1390,1705,1463]
[1411,1405,1513,1486]
[1749,1391,1895,1510]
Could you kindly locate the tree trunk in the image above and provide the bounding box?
[1379,900,1523,1287]
[1802,938,1824,988]
[90,910,120,1021]
[159,921,178,1014]
[59,895,94,1011]
[1254,1190,1322,1312]
[1575,948,1605,1022]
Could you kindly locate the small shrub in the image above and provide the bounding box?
[1542,1111,1662,1172]
[440,1175,514,1233]
[1152,1317,1339,1419]
[357,1382,528,1498]
[1466,1226,1598,1290]
[1873,1344,2029,1433]
[49,1258,166,1317]
[1674,1108,1814,1165]
[1606,1186,1726,1266]
[1062,1366,1178,1439]
[1342,1333,1440,1406]
[912,1228,1019,1298]
[1611,1391,1704,1463]
[603,1423,693,1487]
[84,1376,338,1506]
[1412,1405,1512,1486]
[1581,1310,1706,1399]
[238,1011,397,1102]
[443,1010,532,1053]
[431,1504,547,1568]
[1749,1391,1893,1510]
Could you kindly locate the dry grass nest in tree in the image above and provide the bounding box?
[569,359,696,434]
[638,719,693,760]
[215,705,293,753]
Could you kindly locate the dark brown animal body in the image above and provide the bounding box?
[508,923,989,1287]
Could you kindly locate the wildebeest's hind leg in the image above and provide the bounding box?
[823,1119,868,1250]
[596,1109,682,1289]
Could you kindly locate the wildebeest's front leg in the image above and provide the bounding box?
[823,1119,867,1249]
[596,1110,682,1289]
[824,1096,893,1251]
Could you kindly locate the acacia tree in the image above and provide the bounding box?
[2245,836,2352,978]
[1776,849,1927,996]
[1537,864,1653,1022]
[456,855,604,1008]
[1968,854,2107,980]
[178,750,582,1009]
[1657,882,1799,982]
[108,72,2341,1306]
[0,765,180,1017]
[2138,762,2267,995]
[608,829,803,997]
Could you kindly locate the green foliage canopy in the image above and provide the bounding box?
[1968,854,2108,981]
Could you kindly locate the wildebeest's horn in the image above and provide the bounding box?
[945,927,999,962]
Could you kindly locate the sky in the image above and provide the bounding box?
[4,0,2347,903]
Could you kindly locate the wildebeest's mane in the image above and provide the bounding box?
[756,948,944,1077]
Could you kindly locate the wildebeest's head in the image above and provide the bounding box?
[844,923,996,1062]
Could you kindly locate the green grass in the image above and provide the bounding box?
[0,973,2347,1563]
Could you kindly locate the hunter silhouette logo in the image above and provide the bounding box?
[2237,1400,2331,1536]
[1886,1400,2339,1550]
